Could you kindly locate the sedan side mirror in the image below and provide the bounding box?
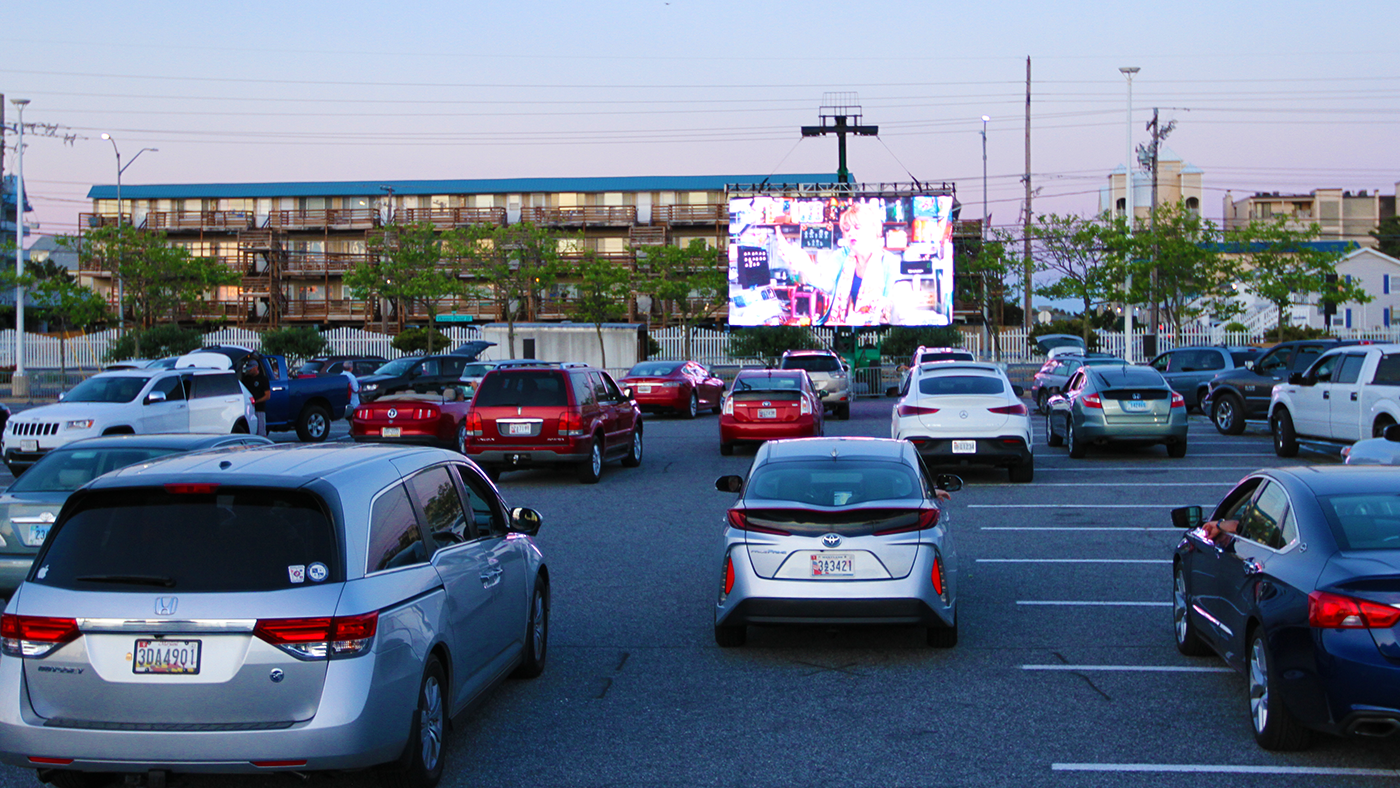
[623,386,635,400]
[1171,505,1203,530]
[715,475,743,493]
[935,474,963,493]
[510,507,542,536]
[145,390,168,405]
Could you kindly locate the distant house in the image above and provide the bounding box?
[1293,247,1400,331]
[1224,187,1398,250]
[27,235,79,274]
[1100,147,1204,219]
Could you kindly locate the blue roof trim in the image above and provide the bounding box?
[86,174,839,201]
[1208,240,1357,253]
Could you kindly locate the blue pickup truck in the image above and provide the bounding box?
[178,346,352,441]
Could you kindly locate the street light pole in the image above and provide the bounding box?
[100,134,157,338]
[10,98,28,398]
[1120,67,1140,363]
[980,115,991,359]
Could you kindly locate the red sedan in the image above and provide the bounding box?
[350,389,473,453]
[719,369,824,455]
[618,360,725,418]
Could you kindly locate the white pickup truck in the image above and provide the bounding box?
[1268,343,1400,457]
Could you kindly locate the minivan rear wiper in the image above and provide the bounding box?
[74,574,176,588]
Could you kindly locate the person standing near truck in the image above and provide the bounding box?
[241,357,271,436]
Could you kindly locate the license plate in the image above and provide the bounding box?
[1122,400,1149,412]
[381,427,401,438]
[757,408,777,419]
[25,524,50,546]
[952,440,977,454]
[133,639,201,675]
[509,423,532,435]
[637,385,651,394]
[811,553,854,577]
[20,440,36,453]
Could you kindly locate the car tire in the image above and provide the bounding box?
[927,615,958,648]
[578,437,604,484]
[1248,629,1311,751]
[684,392,698,419]
[1212,392,1245,436]
[714,623,746,647]
[380,657,448,788]
[1167,441,1188,459]
[511,578,549,679]
[622,428,643,468]
[1173,564,1211,657]
[454,424,467,455]
[719,442,734,456]
[232,419,250,434]
[1066,420,1086,459]
[1008,457,1034,483]
[295,404,331,442]
[1045,413,1063,447]
[1194,387,1210,414]
[1272,410,1299,458]
[1373,416,1395,439]
[837,403,851,420]
[1036,390,1049,415]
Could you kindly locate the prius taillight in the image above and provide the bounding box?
[872,508,941,536]
[725,509,791,536]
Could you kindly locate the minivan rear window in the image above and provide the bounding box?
[474,371,569,408]
[31,488,340,592]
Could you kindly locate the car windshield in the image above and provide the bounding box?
[9,448,183,493]
[33,487,340,592]
[782,355,841,373]
[746,460,923,507]
[1231,351,1261,366]
[1084,358,1127,367]
[917,375,1004,396]
[474,371,569,408]
[1319,493,1400,550]
[627,362,684,377]
[61,376,149,404]
[373,358,418,376]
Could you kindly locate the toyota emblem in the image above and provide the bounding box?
[762,401,771,407]
[821,533,842,548]
[387,408,398,419]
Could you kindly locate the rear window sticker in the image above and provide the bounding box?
[287,565,306,584]
[307,562,328,583]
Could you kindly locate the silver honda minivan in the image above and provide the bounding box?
[0,443,549,788]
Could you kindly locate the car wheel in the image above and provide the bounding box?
[714,623,746,647]
[454,424,467,455]
[622,428,643,468]
[578,437,604,484]
[1212,393,1245,435]
[232,419,250,434]
[511,578,549,679]
[1036,389,1049,415]
[719,442,734,456]
[295,404,331,442]
[1173,565,1211,656]
[1248,629,1311,751]
[1167,441,1188,459]
[1272,410,1299,458]
[684,392,698,419]
[1373,416,1395,439]
[1008,457,1034,483]
[1066,420,1086,459]
[927,615,958,648]
[1194,387,1210,414]
[1045,412,1063,447]
[380,657,447,788]
[837,403,851,421]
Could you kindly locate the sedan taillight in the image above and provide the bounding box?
[254,612,378,660]
[800,397,812,415]
[1170,391,1186,409]
[722,397,733,416]
[1,614,81,658]
[1082,394,1103,409]
[1308,591,1400,629]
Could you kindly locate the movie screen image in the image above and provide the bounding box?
[727,194,955,327]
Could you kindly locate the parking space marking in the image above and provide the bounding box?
[981,527,1179,532]
[1016,600,1171,607]
[1023,664,1231,673]
[969,504,1201,509]
[977,559,1171,564]
[1052,763,1400,776]
[982,482,1231,487]
[1037,466,1271,471]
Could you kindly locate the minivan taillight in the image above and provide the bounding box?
[558,410,585,437]
[1,614,81,658]
[254,612,378,660]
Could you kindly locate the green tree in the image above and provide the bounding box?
[879,326,963,360]
[1030,214,1123,346]
[1371,216,1400,258]
[448,222,565,358]
[346,221,465,354]
[960,231,1026,361]
[570,251,634,369]
[0,262,111,378]
[1121,201,1238,333]
[391,326,452,354]
[635,239,727,359]
[1231,217,1370,344]
[728,326,816,367]
[104,324,204,362]
[259,326,328,364]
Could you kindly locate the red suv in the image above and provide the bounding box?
[465,365,643,484]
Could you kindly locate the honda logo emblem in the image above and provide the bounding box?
[154,597,178,616]
[1132,393,1141,400]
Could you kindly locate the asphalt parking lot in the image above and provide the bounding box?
[3,402,1400,787]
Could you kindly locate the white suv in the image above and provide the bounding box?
[779,349,853,420]
[892,361,1034,483]
[3,368,254,475]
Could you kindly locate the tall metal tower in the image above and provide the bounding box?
[800,93,878,185]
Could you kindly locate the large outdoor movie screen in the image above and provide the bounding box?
[727,194,955,327]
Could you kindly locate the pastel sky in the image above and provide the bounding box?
[4,0,1397,243]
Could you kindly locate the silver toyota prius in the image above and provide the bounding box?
[712,437,961,648]
[0,443,549,788]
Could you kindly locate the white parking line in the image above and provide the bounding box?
[969,504,1201,509]
[978,559,1170,564]
[982,482,1231,487]
[1037,466,1268,471]
[1023,664,1231,673]
[1017,601,1171,607]
[1052,763,1400,776]
[981,527,1179,532]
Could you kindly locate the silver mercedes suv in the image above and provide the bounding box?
[778,349,852,420]
[0,443,549,788]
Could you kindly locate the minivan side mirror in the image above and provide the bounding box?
[145,390,168,405]
[715,475,743,493]
[935,474,963,492]
[510,507,542,536]
[1171,505,1203,530]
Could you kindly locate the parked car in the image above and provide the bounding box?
[0,433,272,597]
[719,369,824,456]
[1028,353,1127,414]
[1203,339,1359,435]
[617,360,725,418]
[359,354,472,402]
[2,368,256,476]
[1045,364,1188,458]
[0,443,549,785]
[712,437,962,647]
[911,346,975,365]
[778,349,852,420]
[891,361,1033,483]
[1269,343,1400,457]
[294,355,387,379]
[351,388,473,453]
[463,364,642,484]
[1033,333,1088,358]
[1147,345,1264,412]
[1171,466,1400,750]
[179,346,351,442]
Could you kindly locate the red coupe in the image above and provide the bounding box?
[618,360,725,418]
[719,369,824,455]
[350,389,474,453]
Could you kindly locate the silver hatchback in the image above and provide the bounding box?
[712,437,960,648]
[0,443,549,788]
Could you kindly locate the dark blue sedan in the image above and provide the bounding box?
[1173,466,1400,750]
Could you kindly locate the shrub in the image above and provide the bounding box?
[879,326,963,360]
[727,326,817,367]
[1264,324,1332,343]
[392,327,452,355]
[1223,321,1248,333]
[104,325,203,362]
[260,327,328,363]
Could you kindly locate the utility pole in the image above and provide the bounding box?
[1022,57,1033,330]
[800,93,877,185]
[1138,108,1174,354]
